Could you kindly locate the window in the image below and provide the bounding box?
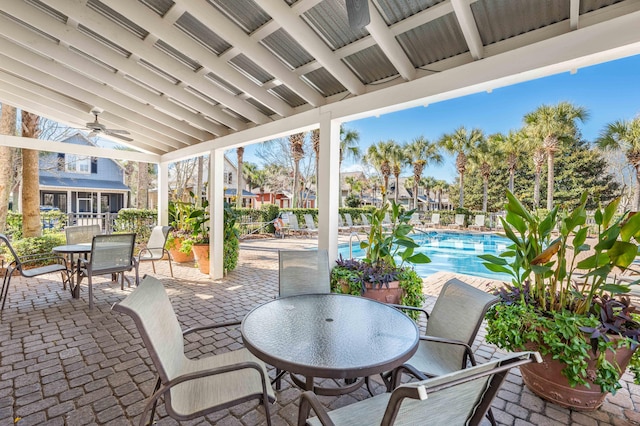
[226,172,233,185]
[65,154,90,173]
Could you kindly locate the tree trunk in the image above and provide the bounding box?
[483,178,488,212]
[137,162,149,209]
[0,104,17,232]
[21,111,41,237]
[458,172,464,208]
[509,170,515,193]
[236,147,244,208]
[635,165,640,211]
[534,172,540,208]
[413,182,418,211]
[547,152,554,210]
[394,173,400,203]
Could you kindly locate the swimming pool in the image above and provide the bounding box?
[338,231,512,281]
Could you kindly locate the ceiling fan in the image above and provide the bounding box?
[85,108,133,142]
[346,0,370,28]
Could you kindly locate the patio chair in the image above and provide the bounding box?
[410,212,422,227]
[337,215,351,234]
[65,224,101,244]
[468,214,486,231]
[449,214,466,229]
[77,233,139,309]
[287,213,308,237]
[360,213,372,232]
[298,351,541,426]
[137,226,173,277]
[425,213,440,228]
[386,278,499,390]
[0,233,69,311]
[303,214,319,236]
[276,249,331,389]
[278,249,330,298]
[112,275,275,426]
[344,213,365,232]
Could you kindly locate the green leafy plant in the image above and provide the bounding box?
[482,190,640,394]
[330,201,429,320]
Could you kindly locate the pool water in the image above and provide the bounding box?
[338,231,512,281]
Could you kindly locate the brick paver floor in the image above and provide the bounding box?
[0,237,638,425]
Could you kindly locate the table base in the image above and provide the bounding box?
[289,373,366,396]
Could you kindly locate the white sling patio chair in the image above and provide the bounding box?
[275,249,331,389]
[0,233,70,311]
[136,226,173,277]
[298,351,541,426]
[303,214,319,236]
[77,233,139,309]
[425,213,440,228]
[65,224,101,244]
[468,215,486,231]
[449,214,466,229]
[287,213,308,237]
[112,275,275,426]
[344,213,365,232]
[386,278,499,389]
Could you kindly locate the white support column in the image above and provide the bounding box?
[97,191,102,215]
[157,161,169,226]
[210,149,224,279]
[67,190,72,213]
[317,112,341,265]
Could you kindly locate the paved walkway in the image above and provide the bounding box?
[0,237,638,425]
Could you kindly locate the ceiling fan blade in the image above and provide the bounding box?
[346,0,370,28]
[87,130,99,138]
[106,129,130,135]
[105,131,133,142]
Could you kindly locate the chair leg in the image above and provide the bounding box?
[0,271,12,311]
[88,275,94,310]
[147,377,162,426]
[151,261,156,274]
[486,408,497,426]
[166,251,173,277]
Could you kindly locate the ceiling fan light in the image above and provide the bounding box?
[346,0,370,29]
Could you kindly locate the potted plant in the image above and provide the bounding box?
[330,201,430,317]
[186,198,240,275]
[167,201,195,263]
[481,190,640,410]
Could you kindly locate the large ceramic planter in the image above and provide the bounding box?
[168,238,194,263]
[521,340,636,411]
[191,244,210,274]
[362,280,403,304]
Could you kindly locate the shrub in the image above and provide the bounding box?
[1,233,66,266]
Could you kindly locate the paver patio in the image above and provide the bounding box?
[0,237,638,425]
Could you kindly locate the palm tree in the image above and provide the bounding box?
[137,162,149,208]
[421,176,438,210]
[364,140,396,205]
[389,141,404,203]
[236,147,244,208]
[311,128,320,205]
[498,130,525,193]
[0,103,16,232]
[432,179,449,210]
[253,168,267,205]
[596,117,640,210]
[438,126,484,209]
[524,102,589,210]
[288,132,305,208]
[243,162,259,192]
[21,111,41,238]
[339,126,361,207]
[522,128,546,208]
[404,136,442,211]
[470,135,502,212]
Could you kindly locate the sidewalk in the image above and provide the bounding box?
[0,237,638,425]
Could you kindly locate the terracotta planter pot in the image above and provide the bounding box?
[168,238,194,263]
[191,244,210,275]
[362,280,403,304]
[521,340,636,411]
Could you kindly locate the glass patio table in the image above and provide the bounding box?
[241,293,419,396]
[52,243,92,299]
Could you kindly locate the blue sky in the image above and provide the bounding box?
[242,54,640,182]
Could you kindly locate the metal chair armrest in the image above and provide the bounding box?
[20,255,68,268]
[387,303,429,320]
[183,320,242,336]
[419,335,477,366]
[298,391,335,426]
[139,361,273,426]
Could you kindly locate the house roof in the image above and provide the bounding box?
[1,1,638,161]
[224,188,258,198]
[40,175,130,191]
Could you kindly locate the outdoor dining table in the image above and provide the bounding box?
[52,243,92,298]
[241,293,419,396]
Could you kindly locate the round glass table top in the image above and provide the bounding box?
[241,293,419,379]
